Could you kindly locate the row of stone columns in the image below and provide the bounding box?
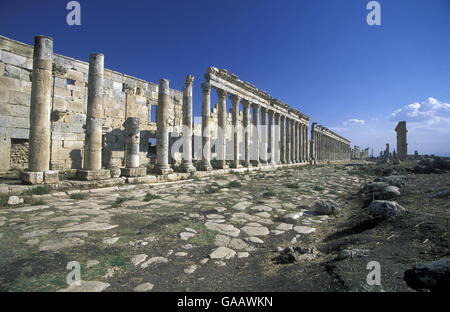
[310,123,351,162]
[196,84,309,170]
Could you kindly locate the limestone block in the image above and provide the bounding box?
[14,117,29,128]
[9,91,30,106]
[120,167,147,177]
[0,140,11,171]
[0,76,20,91]
[11,104,29,117]
[0,62,4,75]
[76,169,111,181]
[2,51,28,68]
[21,171,44,184]
[9,128,28,139]
[4,64,21,79]
[20,80,32,93]
[44,171,59,184]
[66,69,84,82]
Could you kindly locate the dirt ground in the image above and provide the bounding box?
[0,161,448,292]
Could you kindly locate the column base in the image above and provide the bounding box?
[251,160,260,167]
[179,162,197,173]
[230,161,242,169]
[242,161,252,168]
[21,171,59,184]
[76,169,111,181]
[155,165,173,175]
[198,161,213,171]
[120,167,147,177]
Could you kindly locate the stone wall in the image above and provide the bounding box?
[0,35,183,172]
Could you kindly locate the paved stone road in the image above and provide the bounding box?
[0,165,369,291]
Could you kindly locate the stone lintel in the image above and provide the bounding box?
[75,169,111,181]
[120,167,147,177]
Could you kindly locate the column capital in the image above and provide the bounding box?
[201,82,211,94]
[268,109,274,117]
[184,75,195,87]
[229,94,240,104]
[216,88,227,98]
[260,106,267,113]
[241,99,250,108]
[251,102,259,110]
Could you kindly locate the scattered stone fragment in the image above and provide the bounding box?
[368,200,406,218]
[275,246,319,264]
[141,257,168,268]
[430,189,450,198]
[87,260,100,268]
[381,186,401,199]
[184,227,197,233]
[214,234,231,247]
[175,252,188,257]
[283,212,302,223]
[133,282,154,292]
[21,229,53,239]
[293,226,316,234]
[314,199,340,215]
[338,249,370,260]
[7,196,23,206]
[131,254,148,266]
[102,237,120,245]
[180,232,196,240]
[245,236,264,244]
[184,264,197,274]
[209,247,236,260]
[200,258,209,264]
[374,175,407,188]
[58,281,110,292]
[250,205,272,212]
[238,252,250,258]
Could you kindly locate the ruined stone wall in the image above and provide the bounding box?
[0,35,183,172]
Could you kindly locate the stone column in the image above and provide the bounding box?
[155,79,173,175]
[121,117,146,177]
[199,82,213,171]
[274,113,280,164]
[251,103,260,166]
[260,107,268,164]
[285,117,291,163]
[395,121,407,161]
[216,89,228,169]
[180,75,196,173]
[280,115,286,164]
[304,125,308,162]
[298,123,303,162]
[295,121,299,163]
[230,94,241,168]
[268,110,276,165]
[22,35,59,184]
[76,53,111,181]
[242,100,252,167]
[290,119,295,163]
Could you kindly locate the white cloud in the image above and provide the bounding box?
[344,119,365,126]
[389,97,450,130]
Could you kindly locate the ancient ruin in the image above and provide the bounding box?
[0,35,353,184]
[395,121,407,161]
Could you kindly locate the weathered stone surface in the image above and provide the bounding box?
[205,222,240,237]
[283,212,302,223]
[232,201,253,210]
[404,257,450,292]
[276,223,293,231]
[293,226,316,234]
[131,254,148,266]
[381,185,401,199]
[180,232,196,240]
[141,257,168,268]
[209,247,236,259]
[184,264,197,274]
[133,282,154,292]
[86,260,100,268]
[374,175,407,188]
[58,281,110,292]
[431,189,450,198]
[314,199,340,215]
[338,249,370,259]
[368,200,406,218]
[275,246,319,264]
[56,222,118,233]
[39,237,84,251]
[241,225,270,236]
[7,196,22,205]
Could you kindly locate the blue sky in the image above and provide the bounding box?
[1,0,449,156]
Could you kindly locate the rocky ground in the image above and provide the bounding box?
[0,161,448,292]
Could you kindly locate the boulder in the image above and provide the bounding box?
[274,246,319,264]
[404,257,450,292]
[7,196,22,205]
[367,200,406,218]
[374,175,407,188]
[314,200,340,215]
[380,185,401,199]
[363,182,389,194]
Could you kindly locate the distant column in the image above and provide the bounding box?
[121,117,146,177]
[268,110,275,165]
[274,113,281,164]
[242,100,252,167]
[280,115,286,164]
[22,35,59,184]
[395,121,408,161]
[251,103,260,166]
[260,107,268,164]
[180,75,196,173]
[290,119,295,163]
[155,79,173,175]
[230,94,241,168]
[199,82,213,171]
[285,117,291,163]
[216,89,228,169]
